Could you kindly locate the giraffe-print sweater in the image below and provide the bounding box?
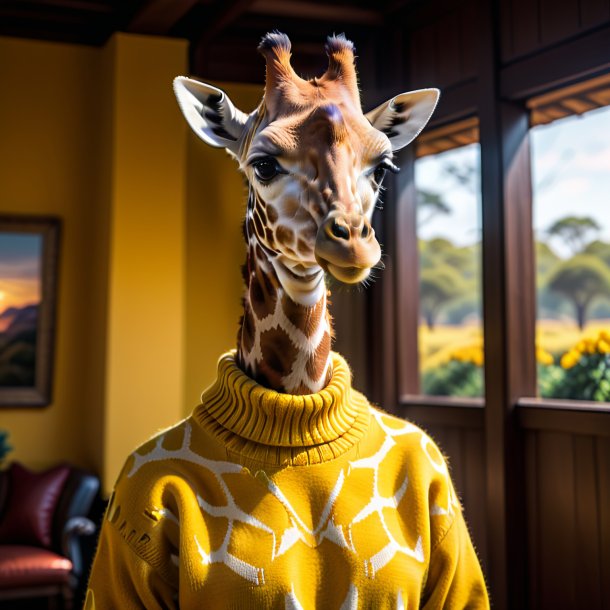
[86,352,489,609]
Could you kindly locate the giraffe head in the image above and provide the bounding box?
[174,32,438,307]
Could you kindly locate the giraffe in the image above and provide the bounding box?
[174,32,439,394]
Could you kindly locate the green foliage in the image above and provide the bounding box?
[417,189,451,227]
[0,430,12,466]
[542,355,610,401]
[546,215,601,254]
[444,294,481,325]
[422,360,483,397]
[535,240,561,279]
[583,240,610,266]
[420,264,467,329]
[537,364,566,398]
[546,255,610,329]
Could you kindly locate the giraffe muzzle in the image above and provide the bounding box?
[315,213,382,283]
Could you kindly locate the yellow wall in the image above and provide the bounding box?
[184,82,262,410]
[0,37,106,471]
[101,34,188,492]
[0,34,189,493]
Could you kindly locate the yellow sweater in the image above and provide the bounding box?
[86,352,489,609]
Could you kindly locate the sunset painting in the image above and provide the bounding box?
[0,217,59,406]
[0,232,42,387]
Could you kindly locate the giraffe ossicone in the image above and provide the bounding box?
[174,32,439,394]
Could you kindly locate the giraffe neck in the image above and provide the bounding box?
[237,241,333,395]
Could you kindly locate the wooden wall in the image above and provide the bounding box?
[368,1,610,608]
[500,0,610,62]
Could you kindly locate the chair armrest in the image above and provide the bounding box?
[61,516,96,576]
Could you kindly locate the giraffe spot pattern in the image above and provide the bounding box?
[306,331,332,381]
[297,239,310,256]
[259,327,299,390]
[276,225,295,247]
[282,197,300,218]
[249,267,278,321]
[253,210,265,240]
[266,204,279,223]
[281,294,325,338]
[241,305,256,352]
[265,228,276,249]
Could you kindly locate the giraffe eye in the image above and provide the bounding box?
[372,158,400,186]
[373,165,387,185]
[252,157,284,183]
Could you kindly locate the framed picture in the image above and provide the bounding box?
[0,216,61,407]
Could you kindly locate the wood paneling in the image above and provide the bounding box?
[580,0,610,27]
[525,431,610,609]
[408,1,477,89]
[500,0,610,63]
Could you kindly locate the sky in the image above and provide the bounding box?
[0,232,42,313]
[414,104,610,258]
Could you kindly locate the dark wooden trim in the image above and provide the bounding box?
[128,0,200,34]
[478,0,534,606]
[400,394,485,408]
[396,402,485,428]
[249,0,384,25]
[369,182,399,410]
[428,79,478,128]
[518,404,610,437]
[518,398,610,413]
[500,25,610,101]
[394,147,420,396]
[191,0,258,75]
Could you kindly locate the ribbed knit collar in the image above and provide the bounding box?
[192,351,370,467]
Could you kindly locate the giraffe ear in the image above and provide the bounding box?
[366,88,440,152]
[173,77,249,156]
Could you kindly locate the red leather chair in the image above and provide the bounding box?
[0,462,99,609]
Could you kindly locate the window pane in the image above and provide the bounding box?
[415,143,484,397]
[531,105,610,402]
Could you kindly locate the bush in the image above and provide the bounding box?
[422,359,483,397]
[545,331,610,401]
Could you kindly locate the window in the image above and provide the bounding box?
[413,120,483,397]
[530,91,610,401]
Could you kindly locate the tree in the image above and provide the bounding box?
[420,265,467,330]
[547,216,601,254]
[417,189,451,227]
[536,240,566,319]
[583,240,610,266]
[546,254,610,329]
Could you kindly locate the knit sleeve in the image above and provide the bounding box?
[85,513,177,610]
[421,509,490,609]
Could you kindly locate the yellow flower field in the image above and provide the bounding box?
[419,319,610,372]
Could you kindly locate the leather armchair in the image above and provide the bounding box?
[0,463,100,609]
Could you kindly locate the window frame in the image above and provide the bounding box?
[366,7,610,607]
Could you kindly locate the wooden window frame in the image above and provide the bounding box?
[367,3,610,609]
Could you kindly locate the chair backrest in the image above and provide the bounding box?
[51,468,100,553]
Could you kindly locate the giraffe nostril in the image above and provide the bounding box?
[361,224,369,238]
[330,219,350,240]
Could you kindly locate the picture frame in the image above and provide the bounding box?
[0,215,61,407]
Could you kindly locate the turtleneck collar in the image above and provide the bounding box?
[192,351,370,467]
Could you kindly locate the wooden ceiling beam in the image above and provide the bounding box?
[128,0,201,34]
[248,0,383,25]
[13,0,113,11]
[201,0,258,40]
[191,0,259,75]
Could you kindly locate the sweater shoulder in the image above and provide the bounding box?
[367,406,461,528]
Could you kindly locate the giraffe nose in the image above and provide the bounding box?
[328,215,372,242]
[315,213,381,284]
